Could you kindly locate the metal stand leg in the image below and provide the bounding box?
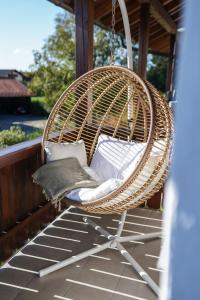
[83,217,114,240]
[39,240,112,277]
[119,231,161,243]
[116,211,127,237]
[39,210,161,296]
[117,242,160,295]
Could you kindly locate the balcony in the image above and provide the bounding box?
[0,0,183,298]
[0,138,162,300]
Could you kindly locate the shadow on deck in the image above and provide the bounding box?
[0,206,162,300]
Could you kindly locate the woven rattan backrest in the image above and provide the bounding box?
[43,66,154,159]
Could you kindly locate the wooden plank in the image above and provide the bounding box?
[48,0,74,12]
[0,202,57,260]
[101,0,139,27]
[165,1,182,14]
[151,43,169,54]
[94,0,113,21]
[163,0,174,5]
[150,31,169,44]
[131,17,162,40]
[149,34,170,51]
[75,0,94,78]
[0,139,46,232]
[0,138,41,169]
[117,10,140,32]
[159,43,170,53]
[149,24,166,39]
[138,2,150,79]
[150,0,177,34]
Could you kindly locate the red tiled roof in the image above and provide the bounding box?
[0,79,30,97]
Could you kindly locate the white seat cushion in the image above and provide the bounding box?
[65,136,166,203]
[67,178,123,202]
[90,134,145,182]
[44,139,87,166]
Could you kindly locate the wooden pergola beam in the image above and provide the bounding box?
[150,0,177,34]
[48,0,74,12]
[147,2,181,30]
[138,2,150,78]
[75,0,94,78]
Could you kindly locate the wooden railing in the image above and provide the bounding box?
[0,138,58,260]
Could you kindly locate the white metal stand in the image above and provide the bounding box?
[39,211,161,296]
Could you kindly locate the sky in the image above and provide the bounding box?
[0,0,64,71]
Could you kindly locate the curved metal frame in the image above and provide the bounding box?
[118,0,133,70]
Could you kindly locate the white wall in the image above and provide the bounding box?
[161,1,200,299]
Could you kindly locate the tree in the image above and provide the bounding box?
[94,26,127,67]
[147,55,168,93]
[28,13,76,110]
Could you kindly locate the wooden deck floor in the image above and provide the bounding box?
[0,206,163,300]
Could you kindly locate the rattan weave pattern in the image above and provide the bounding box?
[42,66,173,214]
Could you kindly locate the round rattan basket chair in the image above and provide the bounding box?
[39,1,173,293]
[42,65,173,214]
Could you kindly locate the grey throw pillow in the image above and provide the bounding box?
[33,157,98,202]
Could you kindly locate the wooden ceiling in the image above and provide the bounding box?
[48,0,183,55]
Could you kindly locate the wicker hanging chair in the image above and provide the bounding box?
[39,2,173,293]
[42,65,173,214]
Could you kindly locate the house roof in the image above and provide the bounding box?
[0,69,27,79]
[0,79,30,97]
[48,0,183,55]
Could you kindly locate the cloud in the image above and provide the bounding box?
[13,48,30,56]
[13,48,21,55]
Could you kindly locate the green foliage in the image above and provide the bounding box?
[93,26,127,67]
[93,26,111,67]
[0,126,42,148]
[28,13,76,110]
[147,55,168,93]
[0,126,26,148]
[26,129,43,140]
